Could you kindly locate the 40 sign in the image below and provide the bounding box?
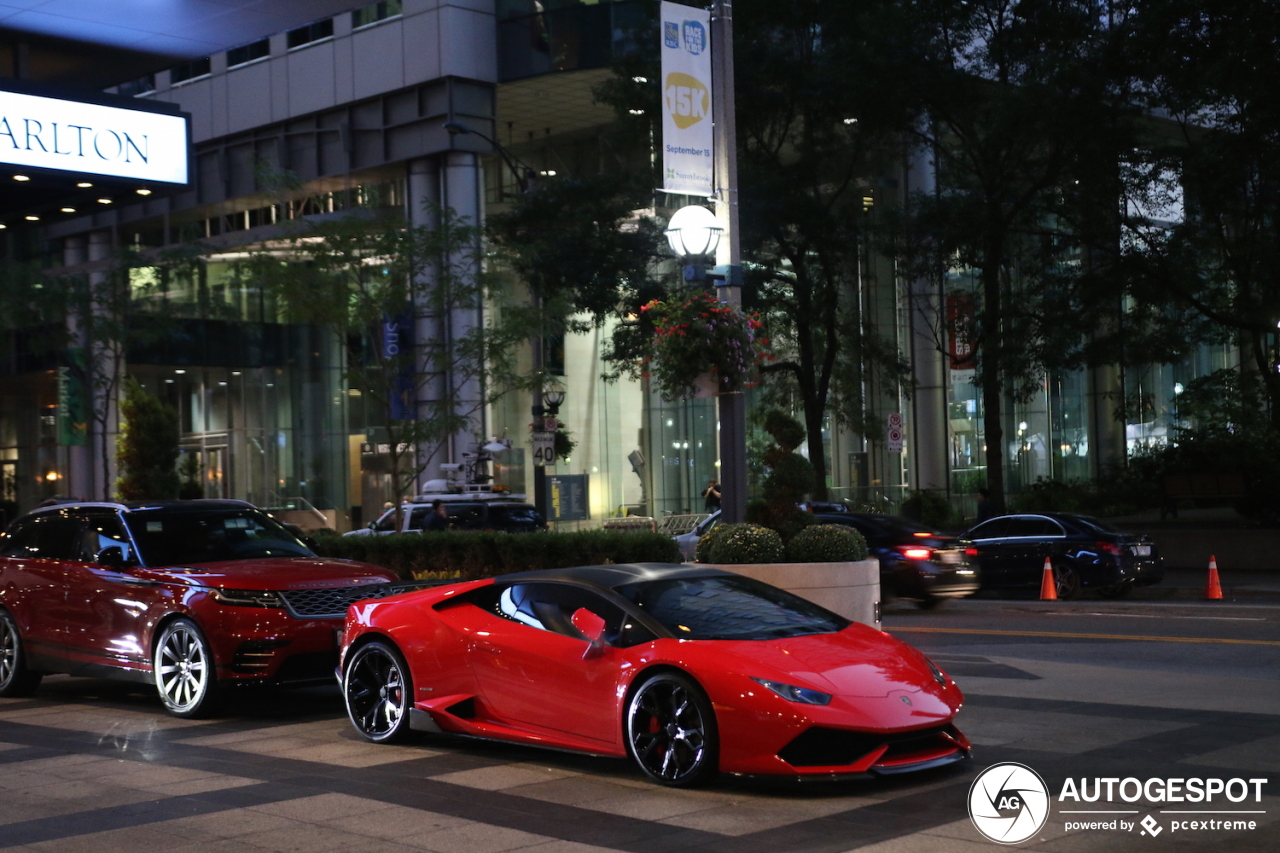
[531,431,555,467]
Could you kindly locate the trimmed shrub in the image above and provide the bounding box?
[694,521,729,563]
[786,524,868,563]
[705,523,784,564]
[313,530,681,580]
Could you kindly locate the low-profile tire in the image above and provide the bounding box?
[0,610,42,697]
[1096,583,1133,599]
[1053,563,1082,600]
[154,618,219,718]
[625,671,718,787]
[344,641,413,744]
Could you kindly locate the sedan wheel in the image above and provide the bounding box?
[1053,563,1082,600]
[0,611,42,697]
[344,641,413,743]
[155,619,218,718]
[626,672,718,787]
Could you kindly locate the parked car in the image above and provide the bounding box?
[346,494,546,536]
[0,500,398,716]
[963,513,1163,599]
[340,563,970,786]
[674,510,720,560]
[813,513,980,607]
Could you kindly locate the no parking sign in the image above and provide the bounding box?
[887,413,903,453]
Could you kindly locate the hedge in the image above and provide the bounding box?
[311,530,681,580]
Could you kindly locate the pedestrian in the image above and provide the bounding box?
[701,478,721,512]
[975,487,994,523]
[425,499,450,532]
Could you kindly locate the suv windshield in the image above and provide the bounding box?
[123,507,313,566]
[615,575,849,640]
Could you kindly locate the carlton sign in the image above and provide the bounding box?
[0,86,189,185]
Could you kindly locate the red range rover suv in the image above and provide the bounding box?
[0,500,397,717]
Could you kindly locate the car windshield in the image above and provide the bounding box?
[123,507,313,566]
[615,575,849,640]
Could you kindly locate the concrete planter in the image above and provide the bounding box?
[697,559,881,630]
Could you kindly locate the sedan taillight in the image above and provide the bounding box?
[899,546,933,561]
[1096,541,1122,556]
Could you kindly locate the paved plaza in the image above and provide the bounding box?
[2,606,1277,853]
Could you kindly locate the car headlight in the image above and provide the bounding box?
[211,588,285,608]
[751,677,832,705]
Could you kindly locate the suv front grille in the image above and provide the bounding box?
[279,584,391,618]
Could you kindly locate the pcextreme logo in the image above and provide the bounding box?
[664,72,709,129]
[969,763,1051,844]
[968,763,1270,844]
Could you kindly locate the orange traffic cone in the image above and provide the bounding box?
[1039,557,1058,600]
[1205,555,1223,600]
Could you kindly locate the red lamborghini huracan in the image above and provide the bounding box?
[339,563,970,786]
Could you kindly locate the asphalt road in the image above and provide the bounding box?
[0,595,1276,853]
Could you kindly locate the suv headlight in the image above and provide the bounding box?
[751,677,832,705]
[211,588,285,608]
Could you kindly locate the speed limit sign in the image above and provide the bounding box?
[531,431,555,467]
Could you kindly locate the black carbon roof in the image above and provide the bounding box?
[495,563,732,591]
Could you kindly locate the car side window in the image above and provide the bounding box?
[77,515,133,564]
[0,520,38,557]
[969,517,1011,539]
[26,516,86,561]
[491,582,655,648]
[1006,517,1061,537]
[407,506,432,531]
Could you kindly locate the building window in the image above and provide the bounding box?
[170,57,211,85]
[287,19,335,49]
[227,38,270,68]
[352,0,403,29]
[116,74,156,97]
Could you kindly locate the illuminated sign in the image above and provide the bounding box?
[0,87,189,185]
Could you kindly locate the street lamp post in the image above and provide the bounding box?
[533,377,565,523]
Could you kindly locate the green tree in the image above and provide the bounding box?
[116,376,180,500]
[880,0,1133,511]
[1117,0,1280,429]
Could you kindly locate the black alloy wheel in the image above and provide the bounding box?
[1053,562,1082,600]
[344,641,413,743]
[626,671,718,787]
[0,610,42,697]
[154,618,219,717]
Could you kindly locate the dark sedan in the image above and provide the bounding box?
[963,513,1162,599]
[813,513,980,607]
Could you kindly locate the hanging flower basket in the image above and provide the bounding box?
[642,293,766,400]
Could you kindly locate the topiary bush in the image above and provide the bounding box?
[746,409,816,541]
[786,524,868,563]
[703,523,784,564]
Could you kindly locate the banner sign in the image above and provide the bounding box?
[381,310,416,421]
[946,294,978,370]
[0,85,189,184]
[545,474,589,521]
[57,348,88,447]
[660,1,713,197]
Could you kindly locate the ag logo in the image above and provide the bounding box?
[968,762,1050,844]
[664,73,709,129]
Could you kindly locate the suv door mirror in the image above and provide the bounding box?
[94,545,130,569]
